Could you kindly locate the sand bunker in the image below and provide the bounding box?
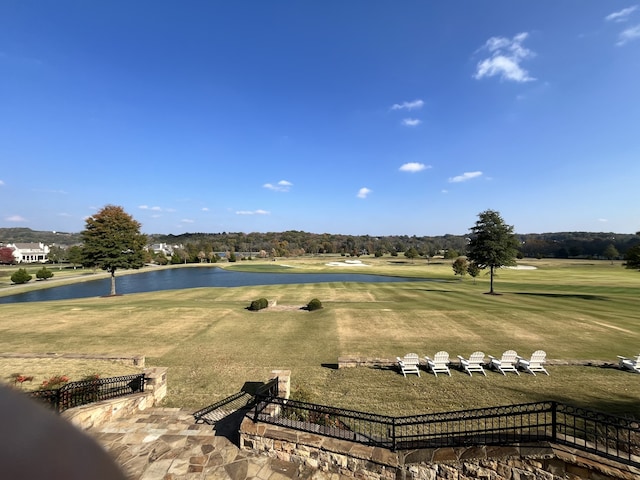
[325,259,371,267]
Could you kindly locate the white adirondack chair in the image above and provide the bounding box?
[488,350,520,375]
[617,354,640,374]
[425,351,451,377]
[517,350,549,376]
[397,353,421,377]
[457,351,487,376]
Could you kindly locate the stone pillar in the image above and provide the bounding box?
[143,367,167,404]
[270,369,291,399]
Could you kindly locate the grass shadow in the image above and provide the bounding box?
[513,292,609,301]
[321,363,338,370]
[416,289,456,293]
[371,364,403,376]
[240,381,270,395]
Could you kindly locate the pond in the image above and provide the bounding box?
[0,267,432,304]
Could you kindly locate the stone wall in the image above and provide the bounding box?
[62,366,167,430]
[239,369,639,479]
[0,352,145,367]
[240,420,640,479]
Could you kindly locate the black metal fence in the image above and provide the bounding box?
[251,395,640,467]
[193,377,280,424]
[29,373,146,413]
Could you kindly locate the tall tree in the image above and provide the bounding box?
[603,244,619,264]
[67,245,84,268]
[452,257,469,277]
[466,210,519,294]
[81,205,147,296]
[467,261,480,284]
[625,244,640,271]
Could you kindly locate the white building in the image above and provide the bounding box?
[6,243,50,263]
[149,243,175,257]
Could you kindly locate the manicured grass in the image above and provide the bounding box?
[0,258,638,417]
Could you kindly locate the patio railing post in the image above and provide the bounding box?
[392,418,397,451]
[551,402,557,443]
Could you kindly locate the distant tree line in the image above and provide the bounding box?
[145,230,639,263]
[2,228,639,265]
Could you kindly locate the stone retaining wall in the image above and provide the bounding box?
[240,420,640,479]
[240,369,638,479]
[62,366,167,430]
[0,352,145,367]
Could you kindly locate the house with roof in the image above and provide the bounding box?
[148,243,177,257]
[6,243,50,263]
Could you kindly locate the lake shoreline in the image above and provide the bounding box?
[0,264,435,304]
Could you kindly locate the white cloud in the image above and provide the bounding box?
[390,99,424,111]
[448,171,483,183]
[357,187,372,199]
[401,118,422,127]
[598,218,608,223]
[0,180,5,186]
[235,209,270,215]
[617,24,640,45]
[399,162,430,173]
[5,215,27,223]
[181,218,194,223]
[139,205,162,211]
[474,32,535,82]
[605,6,638,22]
[263,180,293,192]
[202,207,209,211]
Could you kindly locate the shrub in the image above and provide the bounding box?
[306,298,323,311]
[11,268,32,284]
[36,266,54,280]
[41,375,70,390]
[9,373,34,388]
[290,386,314,403]
[248,298,269,311]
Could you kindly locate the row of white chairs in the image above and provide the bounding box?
[396,350,549,378]
[617,354,640,373]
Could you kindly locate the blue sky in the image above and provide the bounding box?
[1,1,639,236]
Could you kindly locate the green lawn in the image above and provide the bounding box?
[1,258,639,417]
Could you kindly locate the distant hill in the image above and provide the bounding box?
[0,228,82,246]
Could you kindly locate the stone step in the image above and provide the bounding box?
[87,407,241,479]
[91,407,216,438]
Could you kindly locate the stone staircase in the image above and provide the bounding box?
[87,407,257,479]
[87,407,333,480]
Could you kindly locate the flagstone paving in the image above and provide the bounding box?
[87,407,348,480]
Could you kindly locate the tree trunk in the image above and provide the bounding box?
[489,265,495,294]
[110,269,117,296]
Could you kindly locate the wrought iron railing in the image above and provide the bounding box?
[193,377,280,424]
[29,373,146,413]
[556,404,640,464]
[251,396,640,467]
